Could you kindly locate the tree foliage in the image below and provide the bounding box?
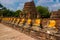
[36,6,50,18]
[0,3,21,17]
[14,10,21,17]
[0,4,3,7]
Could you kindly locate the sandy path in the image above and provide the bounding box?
[0,23,37,40]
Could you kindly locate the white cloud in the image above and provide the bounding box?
[36,0,54,6]
[48,2,60,11]
[37,0,53,4]
[17,3,24,10]
[16,0,32,10]
[0,0,19,4]
[0,0,20,11]
[51,3,60,7]
[36,0,60,11]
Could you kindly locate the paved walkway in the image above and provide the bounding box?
[0,23,36,40]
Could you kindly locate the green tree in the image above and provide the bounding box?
[14,10,21,17]
[2,9,15,17]
[36,6,50,18]
[0,4,3,8]
[0,3,21,17]
[0,4,4,16]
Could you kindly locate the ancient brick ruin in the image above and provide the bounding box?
[20,0,40,19]
[50,10,60,28]
[51,10,60,19]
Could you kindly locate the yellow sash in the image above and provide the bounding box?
[48,20,56,28]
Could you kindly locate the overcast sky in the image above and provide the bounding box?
[0,0,60,11]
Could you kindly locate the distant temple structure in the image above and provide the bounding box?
[20,0,40,19]
[51,9,60,19]
[50,9,60,28]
